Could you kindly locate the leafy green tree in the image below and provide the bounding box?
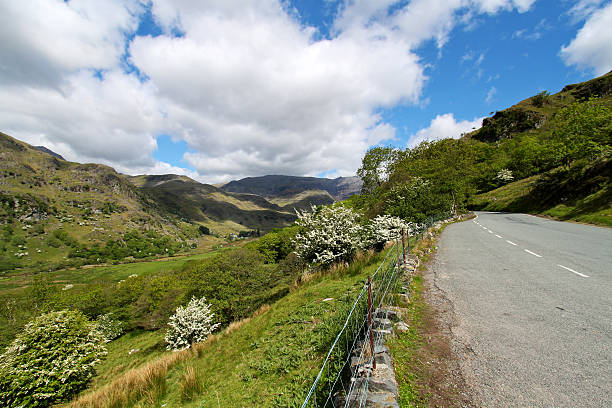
[357,146,399,195]
[532,90,550,107]
[253,226,299,263]
[549,98,612,168]
[0,310,106,408]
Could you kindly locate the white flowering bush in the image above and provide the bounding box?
[165,296,220,351]
[293,205,364,266]
[0,310,107,408]
[495,168,514,184]
[363,215,411,250]
[96,313,125,342]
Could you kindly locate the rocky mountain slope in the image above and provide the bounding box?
[470,70,612,143]
[221,174,362,201]
[129,174,297,234]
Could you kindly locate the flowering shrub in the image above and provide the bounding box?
[165,296,220,351]
[363,215,411,250]
[293,205,364,266]
[0,310,106,408]
[96,313,125,342]
[495,168,514,184]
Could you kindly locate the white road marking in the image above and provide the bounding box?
[524,249,542,258]
[495,234,503,238]
[558,264,589,278]
[506,240,518,246]
[488,230,493,234]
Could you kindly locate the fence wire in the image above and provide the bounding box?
[302,212,453,408]
[301,239,401,408]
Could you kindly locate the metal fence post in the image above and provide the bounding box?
[367,276,376,370]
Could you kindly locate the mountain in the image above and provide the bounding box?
[129,174,296,234]
[0,131,201,273]
[34,146,65,160]
[221,175,363,201]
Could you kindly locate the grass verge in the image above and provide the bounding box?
[387,222,472,408]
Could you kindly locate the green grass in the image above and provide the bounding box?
[0,250,225,296]
[469,167,612,227]
[90,330,167,391]
[68,249,391,407]
[387,275,427,408]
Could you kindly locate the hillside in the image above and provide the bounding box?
[355,71,612,227]
[464,71,612,224]
[0,132,204,274]
[221,174,363,201]
[469,70,612,143]
[129,174,297,234]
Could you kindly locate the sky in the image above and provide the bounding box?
[1,0,611,184]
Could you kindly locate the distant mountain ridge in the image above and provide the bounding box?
[129,174,296,233]
[34,146,65,160]
[221,175,362,201]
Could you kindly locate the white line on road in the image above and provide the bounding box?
[506,240,518,246]
[488,230,493,234]
[495,234,503,238]
[558,264,589,278]
[524,249,542,258]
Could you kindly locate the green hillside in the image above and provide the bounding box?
[354,71,612,227]
[0,132,204,275]
[129,175,297,235]
[221,174,362,200]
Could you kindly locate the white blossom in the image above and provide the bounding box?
[495,168,514,183]
[293,205,364,266]
[165,296,220,351]
[95,313,125,342]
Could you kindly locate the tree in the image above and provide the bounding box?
[95,313,125,342]
[357,147,399,195]
[165,296,220,351]
[383,177,449,222]
[531,90,550,107]
[0,310,106,408]
[550,98,612,168]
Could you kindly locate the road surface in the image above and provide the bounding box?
[431,212,611,407]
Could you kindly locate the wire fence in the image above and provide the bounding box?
[301,238,402,408]
[301,211,455,408]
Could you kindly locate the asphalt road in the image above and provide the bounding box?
[431,212,611,407]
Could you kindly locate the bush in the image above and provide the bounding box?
[182,248,290,326]
[0,310,106,407]
[293,205,363,266]
[364,215,411,251]
[95,313,125,342]
[253,226,299,263]
[165,296,220,351]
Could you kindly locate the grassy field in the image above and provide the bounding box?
[66,249,391,408]
[0,247,228,296]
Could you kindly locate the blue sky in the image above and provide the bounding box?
[1,0,610,183]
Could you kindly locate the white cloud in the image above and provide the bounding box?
[407,113,484,147]
[0,0,141,87]
[485,86,497,104]
[561,2,612,75]
[0,0,538,183]
[567,0,606,22]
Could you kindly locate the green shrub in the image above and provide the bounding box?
[0,310,106,408]
[253,226,299,263]
[182,248,293,326]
